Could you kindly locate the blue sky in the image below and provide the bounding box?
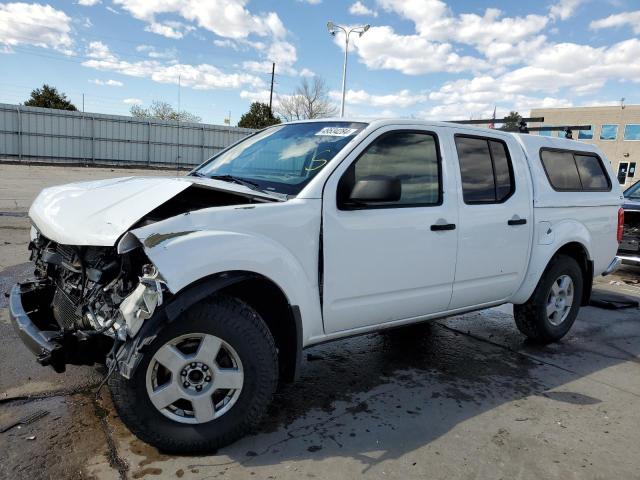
[1,0,639,124]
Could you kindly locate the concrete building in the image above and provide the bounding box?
[529,105,640,188]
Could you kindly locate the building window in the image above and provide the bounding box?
[578,126,593,140]
[600,124,618,140]
[629,162,636,179]
[624,124,640,141]
[539,125,553,137]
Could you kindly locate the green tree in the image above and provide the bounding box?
[130,100,201,123]
[24,84,77,111]
[237,102,281,129]
[502,111,522,130]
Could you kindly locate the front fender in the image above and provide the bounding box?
[130,228,323,343]
[510,219,593,304]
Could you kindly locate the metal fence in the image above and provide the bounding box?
[0,103,255,168]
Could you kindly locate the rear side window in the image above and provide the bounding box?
[455,135,514,204]
[540,149,611,191]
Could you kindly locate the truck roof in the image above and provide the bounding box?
[286,117,596,150]
[291,118,623,207]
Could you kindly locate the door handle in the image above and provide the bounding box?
[508,218,527,226]
[431,223,456,231]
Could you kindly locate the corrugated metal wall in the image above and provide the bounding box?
[0,103,255,168]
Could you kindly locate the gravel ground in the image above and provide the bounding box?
[1,163,639,480]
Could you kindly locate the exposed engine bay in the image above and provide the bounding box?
[22,229,165,371]
[33,233,155,333]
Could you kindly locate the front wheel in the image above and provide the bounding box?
[513,254,584,343]
[108,294,278,453]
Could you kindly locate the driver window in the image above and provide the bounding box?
[338,131,441,208]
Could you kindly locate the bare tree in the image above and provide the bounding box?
[276,77,337,121]
[130,100,201,123]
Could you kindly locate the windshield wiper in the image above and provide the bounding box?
[209,174,261,190]
[209,174,289,201]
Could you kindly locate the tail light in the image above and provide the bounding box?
[617,207,624,243]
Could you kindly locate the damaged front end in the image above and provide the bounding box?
[9,229,165,373]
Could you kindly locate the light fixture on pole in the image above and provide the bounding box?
[327,21,370,118]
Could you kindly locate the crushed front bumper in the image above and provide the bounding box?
[9,283,66,372]
[9,282,112,373]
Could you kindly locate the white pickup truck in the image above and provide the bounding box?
[10,119,623,452]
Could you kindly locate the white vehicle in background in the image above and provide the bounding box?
[10,119,623,452]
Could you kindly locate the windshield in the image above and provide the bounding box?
[193,121,366,195]
[625,181,640,199]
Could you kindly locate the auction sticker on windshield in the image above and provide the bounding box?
[315,127,359,137]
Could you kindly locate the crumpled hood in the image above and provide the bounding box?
[29,175,274,246]
[29,176,193,246]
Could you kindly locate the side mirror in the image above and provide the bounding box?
[348,176,401,203]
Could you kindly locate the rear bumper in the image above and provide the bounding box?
[9,283,66,372]
[618,254,640,266]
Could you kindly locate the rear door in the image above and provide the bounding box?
[449,132,532,309]
[322,126,459,333]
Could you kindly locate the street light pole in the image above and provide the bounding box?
[327,22,370,118]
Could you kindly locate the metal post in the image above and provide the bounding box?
[269,62,275,113]
[147,120,151,167]
[327,24,370,117]
[202,125,206,162]
[340,35,349,118]
[16,106,22,161]
[91,116,95,163]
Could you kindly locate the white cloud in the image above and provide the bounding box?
[90,79,124,87]
[590,10,640,34]
[83,41,265,90]
[350,1,378,17]
[350,26,489,75]
[240,89,271,103]
[135,44,177,59]
[344,2,549,75]
[0,3,74,53]
[331,88,428,108]
[549,0,585,21]
[113,0,286,39]
[419,36,640,120]
[123,98,143,105]
[113,0,298,79]
[297,0,322,4]
[144,22,186,39]
[78,0,101,6]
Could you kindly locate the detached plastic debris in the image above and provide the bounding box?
[0,410,49,433]
[590,290,640,310]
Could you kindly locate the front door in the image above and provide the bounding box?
[322,127,458,334]
[448,132,532,309]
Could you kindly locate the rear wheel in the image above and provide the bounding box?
[513,254,584,343]
[108,294,278,453]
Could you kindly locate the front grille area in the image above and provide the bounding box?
[52,286,81,330]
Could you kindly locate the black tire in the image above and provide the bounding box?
[513,254,584,343]
[108,294,278,453]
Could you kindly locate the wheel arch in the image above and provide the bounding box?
[117,270,302,383]
[511,237,593,306]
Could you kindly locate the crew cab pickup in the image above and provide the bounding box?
[10,119,624,452]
